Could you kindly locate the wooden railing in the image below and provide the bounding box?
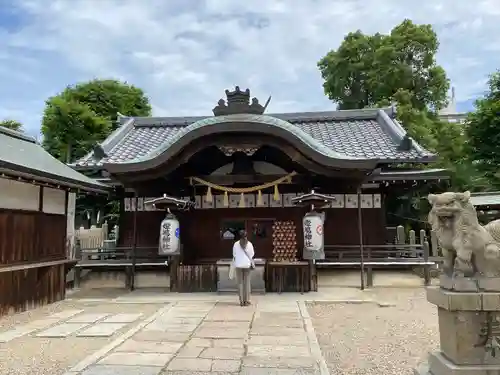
[317,242,436,287]
[73,246,169,289]
[323,243,428,260]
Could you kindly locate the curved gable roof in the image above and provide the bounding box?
[72,107,435,172]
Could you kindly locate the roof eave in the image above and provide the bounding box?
[71,117,136,168]
[376,109,434,157]
[370,167,450,181]
[0,162,111,194]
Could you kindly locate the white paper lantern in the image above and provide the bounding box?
[159,212,180,255]
[303,211,324,252]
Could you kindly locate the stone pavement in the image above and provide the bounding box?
[62,299,328,375]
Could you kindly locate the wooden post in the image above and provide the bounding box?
[409,230,416,257]
[130,194,138,291]
[169,256,179,292]
[366,265,374,287]
[357,186,365,290]
[430,229,438,257]
[74,239,82,288]
[396,225,405,257]
[419,229,426,248]
[423,240,431,286]
[102,221,109,241]
[396,225,406,244]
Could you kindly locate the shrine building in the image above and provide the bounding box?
[72,86,447,292]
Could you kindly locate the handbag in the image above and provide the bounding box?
[242,246,256,270]
[228,261,236,280]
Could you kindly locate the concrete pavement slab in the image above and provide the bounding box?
[115,340,182,353]
[68,313,110,324]
[98,352,173,367]
[77,323,128,337]
[166,358,212,371]
[81,365,162,375]
[101,313,142,323]
[36,323,88,337]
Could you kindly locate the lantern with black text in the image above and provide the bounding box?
[159,212,180,255]
[302,211,325,260]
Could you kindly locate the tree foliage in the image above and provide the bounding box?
[41,98,110,162]
[318,19,449,112]
[55,79,152,130]
[317,19,485,225]
[317,19,472,189]
[41,79,152,162]
[466,71,500,189]
[0,119,24,132]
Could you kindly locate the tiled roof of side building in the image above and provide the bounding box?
[0,126,110,193]
[72,107,435,169]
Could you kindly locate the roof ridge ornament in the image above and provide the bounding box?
[398,134,413,151]
[212,86,267,116]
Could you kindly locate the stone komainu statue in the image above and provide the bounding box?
[428,191,500,278]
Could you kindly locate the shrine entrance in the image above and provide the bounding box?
[220,217,275,260]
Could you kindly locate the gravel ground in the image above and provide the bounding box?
[0,300,163,375]
[308,288,439,375]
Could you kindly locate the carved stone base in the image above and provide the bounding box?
[415,287,500,375]
[439,275,500,292]
[415,352,500,375]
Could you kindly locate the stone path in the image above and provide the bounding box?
[0,311,143,342]
[64,300,327,374]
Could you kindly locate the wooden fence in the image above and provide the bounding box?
[0,209,74,316]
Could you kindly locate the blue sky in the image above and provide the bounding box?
[0,0,499,138]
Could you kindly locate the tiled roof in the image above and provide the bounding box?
[470,192,500,207]
[0,126,109,193]
[72,108,435,169]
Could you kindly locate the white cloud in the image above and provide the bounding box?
[1,0,499,134]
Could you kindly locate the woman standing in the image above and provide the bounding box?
[232,230,255,306]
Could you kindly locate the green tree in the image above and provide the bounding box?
[317,19,467,169]
[318,19,449,112]
[41,79,152,162]
[57,79,152,130]
[318,19,480,224]
[466,71,500,189]
[41,98,110,163]
[0,119,24,132]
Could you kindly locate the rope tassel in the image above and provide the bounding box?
[273,184,280,201]
[239,193,246,208]
[223,191,229,207]
[257,190,263,206]
[205,186,213,202]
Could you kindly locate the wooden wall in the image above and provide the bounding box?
[0,177,71,316]
[0,178,67,215]
[118,205,386,262]
[0,264,65,316]
[0,210,67,265]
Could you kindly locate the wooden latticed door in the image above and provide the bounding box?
[246,219,274,260]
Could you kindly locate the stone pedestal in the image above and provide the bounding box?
[216,259,266,294]
[415,283,500,375]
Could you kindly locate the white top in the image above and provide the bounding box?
[232,240,255,268]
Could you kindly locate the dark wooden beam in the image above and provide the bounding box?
[38,186,44,212]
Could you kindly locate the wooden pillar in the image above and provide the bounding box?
[74,239,82,288]
[169,256,180,292]
[357,186,366,290]
[130,194,138,291]
[116,187,125,246]
[38,186,44,212]
[423,240,431,286]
